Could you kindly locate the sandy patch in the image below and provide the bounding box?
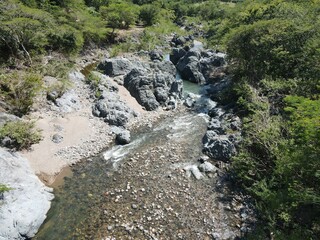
[21,112,97,184]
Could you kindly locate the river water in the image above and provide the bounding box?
[34,49,242,239]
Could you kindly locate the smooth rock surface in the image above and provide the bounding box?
[0,148,53,240]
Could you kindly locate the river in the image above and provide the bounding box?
[34,49,243,239]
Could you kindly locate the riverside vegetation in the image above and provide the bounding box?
[0,0,319,239]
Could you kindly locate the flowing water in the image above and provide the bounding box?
[34,103,241,239]
[34,47,242,239]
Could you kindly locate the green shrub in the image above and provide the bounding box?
[0,72,42,116]
[100,3,139,32]
[48,25,84,54]
[0,184,12,199]
[0,120,42,150]
[139,4,159,26]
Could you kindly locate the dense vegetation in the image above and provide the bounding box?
[0,0,319,238]
[215,1,320,238]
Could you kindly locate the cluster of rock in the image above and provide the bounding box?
[98,56,183,112]
[183,156,219,180]
[92,72,137,127]
[0,148,54,240]
[94,53,184,145]
[202,108,241,162]
[170,37,226,84]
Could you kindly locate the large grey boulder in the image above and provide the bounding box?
[92,92,137,127]
[124,61,181,111]
[55,90,81,113]
[208,118,224,134]
[177,50,205,83]
[170,48,186,65]
[200,53,226,81]
[0,148,53,240]
[171,36,187,47]
[202,132,237,162]
[149,50,163,61]
[98,58,133,77]
[90,71,119,94]
[124,68,160,111]
[202,135,237,161]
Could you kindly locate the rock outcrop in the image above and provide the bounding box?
[170,43,227,84]
[123,60,182,111]
[0,113,20,127]
[91,72,137,127]
[98,58,134,77]
[202,111,241,161]
[0,148,53,240]
[93,91,137,127]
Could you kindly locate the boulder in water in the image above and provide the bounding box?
[170,48,186,65]
[124,60,181,111]
[116,130,131,145]
[177,50,205,83]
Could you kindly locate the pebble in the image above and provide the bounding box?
[131,204,138,209]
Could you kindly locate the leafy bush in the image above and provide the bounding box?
[0,120,42,150]
[100,3,139,32]
[139,4,159,26]
[0,184,11,194]
[0,71,42,116]
[0,184,12,200]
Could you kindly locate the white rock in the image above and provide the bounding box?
[0,148,54,240]
[184,165,204,180]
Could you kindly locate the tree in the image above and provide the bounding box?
[139,4,159,26]
[100,2,138,32]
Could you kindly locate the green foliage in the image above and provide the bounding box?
[0,71,42,116]
[84,0,109,10]
[49,25,84,53]
[226,19,316,82]
[0,0,109,63]
[139,4,159,26]
[100,2,139,31]
[0,120,42,150]
[224,1,320,238]
[85,72,102,98]
[0,184,12,194]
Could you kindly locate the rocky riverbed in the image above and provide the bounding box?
[1,35,255,240]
